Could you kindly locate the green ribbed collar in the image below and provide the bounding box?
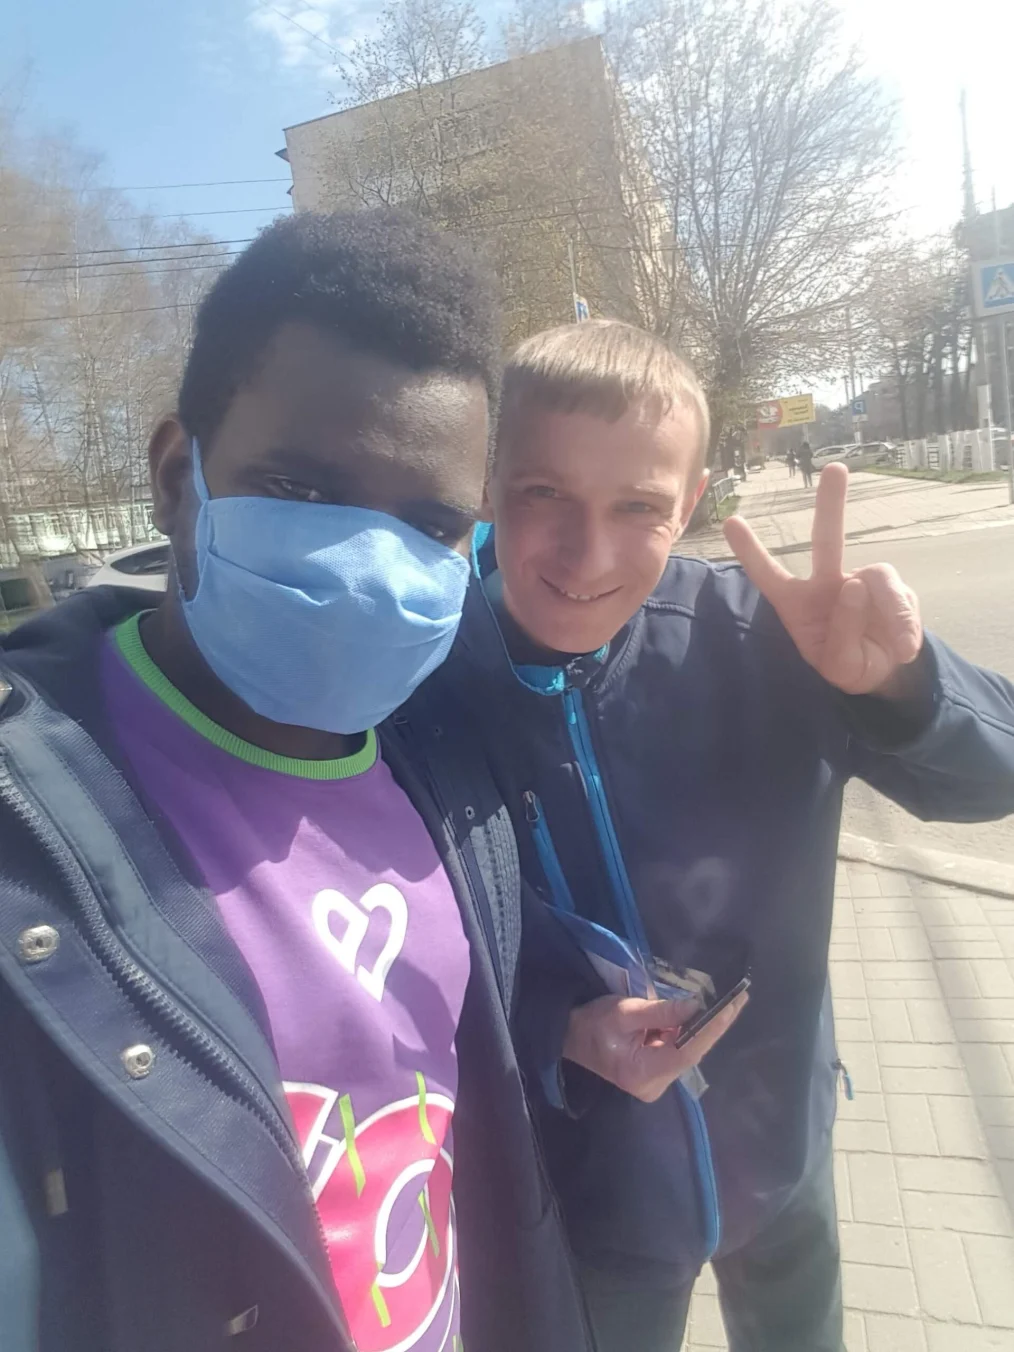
[113,612,378,781]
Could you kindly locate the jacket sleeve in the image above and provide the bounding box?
[843,633,1014,822]
[512,881,606,1115]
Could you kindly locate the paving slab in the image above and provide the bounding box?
[684,858,1014,1349]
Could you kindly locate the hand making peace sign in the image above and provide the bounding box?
[722,463,924,697]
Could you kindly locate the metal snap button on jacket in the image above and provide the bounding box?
[121,1045,155,1079]
[17,925,60,964]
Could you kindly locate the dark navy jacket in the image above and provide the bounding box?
[443,538,1014,1289]
[0,589,594,1352]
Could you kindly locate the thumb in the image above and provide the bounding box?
[616,996,702,1035]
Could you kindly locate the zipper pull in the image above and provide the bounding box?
[523,790,540,824]
[833,1058,854,1101]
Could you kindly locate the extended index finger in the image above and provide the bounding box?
[723,514,793,601]
[811,462,848,581]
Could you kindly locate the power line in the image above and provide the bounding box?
[0,249,242,278]
[0,204,291,230]
[1,302,198,327]
[3,258,242,284]
[253,0,338,56]
[0,236,257,262]
[48,177,292,193]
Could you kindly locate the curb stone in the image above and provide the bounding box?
[838,831,1014,900]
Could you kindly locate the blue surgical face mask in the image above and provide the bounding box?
[178,442,470,734]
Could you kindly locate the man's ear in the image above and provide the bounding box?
[149,416,193,537]
[677,470,710,532]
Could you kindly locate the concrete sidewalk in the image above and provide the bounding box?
[685,859,1014,1351]
[684,464,1013,561]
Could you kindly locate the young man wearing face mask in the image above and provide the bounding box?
[441,319,1014,1352]
[0,212,612,1352]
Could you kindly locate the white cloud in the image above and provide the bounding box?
[246,0,347,76]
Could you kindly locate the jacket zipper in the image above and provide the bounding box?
[0,763,341,1312]
[393,732,596,1349]
[562,689,651,955]
[523,791,576,915]
[560,685,722,1260]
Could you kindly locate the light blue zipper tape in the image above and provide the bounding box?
[678,1084,721,1257]
[563,688,651,956]
[525,792,577,914]
[562,685,721,1259]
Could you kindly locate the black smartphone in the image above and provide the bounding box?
[672,975,751,1050]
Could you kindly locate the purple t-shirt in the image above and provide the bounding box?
[101,615,471,1352]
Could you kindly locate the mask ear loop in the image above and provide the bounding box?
[174,437,209,606]
[191,437,210,503]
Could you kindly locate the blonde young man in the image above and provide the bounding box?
[439,320,1014,1352]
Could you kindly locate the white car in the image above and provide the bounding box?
[815,443,892,471]
[86,541,170,593]
[812,445,848,466]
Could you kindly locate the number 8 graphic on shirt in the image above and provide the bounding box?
[286,1082,458,1352]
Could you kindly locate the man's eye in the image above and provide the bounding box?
[267,476,326,504]
[618,500,656,514]
[524,484,558,500]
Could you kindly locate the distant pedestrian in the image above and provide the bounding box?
[787,447,797,478]
[798,439,815,487]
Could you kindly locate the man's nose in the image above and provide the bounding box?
[556,508,616,581]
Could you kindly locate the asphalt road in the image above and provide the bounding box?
[788,522,1014,864]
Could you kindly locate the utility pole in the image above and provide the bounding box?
[846,307,859,442]
[992,191,1014,505]
[960,90,976,222]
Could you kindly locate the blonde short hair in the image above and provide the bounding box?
[496,319,711,474]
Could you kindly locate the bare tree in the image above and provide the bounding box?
[0,98,230,603]
[857,236,970,441]
[606,0,897,450]
[500,0,591,57]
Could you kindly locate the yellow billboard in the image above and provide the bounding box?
[755,395,815,429]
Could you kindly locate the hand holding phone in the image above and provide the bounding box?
[672,975,751,1050]
[563,979,749,1104]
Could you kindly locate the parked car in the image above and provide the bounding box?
[86,541,170,592]
[814,443,892,471]
[812,445,848,466]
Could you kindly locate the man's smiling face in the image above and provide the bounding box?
[487,401,707,654]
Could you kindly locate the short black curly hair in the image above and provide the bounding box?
[178,209,502,448]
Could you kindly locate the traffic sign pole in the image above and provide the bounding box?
[991,195,1014,505]
[997,318,1014,505]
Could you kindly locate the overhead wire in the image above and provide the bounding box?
[0,236,258,262]
[0,250,243,278]
[0,203,291,230]
[252,0,339,57]
[47,177,292,192]
[1,302,198,327]
[5,260,242,284]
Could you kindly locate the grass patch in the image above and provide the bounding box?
[0,609,38,634]
[864,466,1008,485]
[685,489,739,534]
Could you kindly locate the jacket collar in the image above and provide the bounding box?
[1,586,152,754]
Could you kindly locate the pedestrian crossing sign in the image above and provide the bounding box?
[973,258,1014,318]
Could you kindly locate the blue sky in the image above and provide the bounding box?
[3,0,367,240]
[4,0,1013,249]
